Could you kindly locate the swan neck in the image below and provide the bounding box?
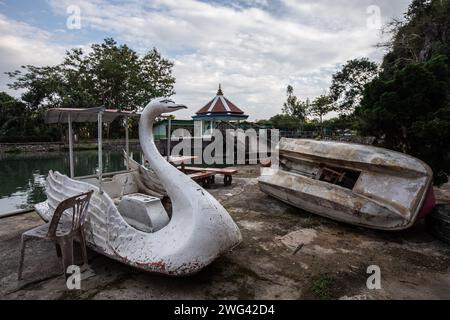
[139,109,175,180]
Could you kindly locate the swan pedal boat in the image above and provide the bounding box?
[258,138,436,230]
[34,99,242,276]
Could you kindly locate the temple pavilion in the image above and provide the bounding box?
[192,84,249,136]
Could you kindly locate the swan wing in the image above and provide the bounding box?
[124,151,167,196]
[37,170,117,254]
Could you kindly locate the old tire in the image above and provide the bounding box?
[426,204,450,244]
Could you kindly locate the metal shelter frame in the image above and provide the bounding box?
[45,107,142,194]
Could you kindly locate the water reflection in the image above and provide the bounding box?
[0,150,142,214]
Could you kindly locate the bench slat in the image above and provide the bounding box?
[188,172,214,179]
[182,167,238,174]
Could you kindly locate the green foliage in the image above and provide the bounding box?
[357,55,450,183]
[270,85,310,131]
[267,114,303,130]
[0,92,27,137]
[282,85,308,122]
[381,0,450,75]
[269,88,338,133]
[310,273,333,300]
[330,58,378,114]
[3,38,176,141]
[322,114,357,131]
[7,38,175,111]
[309,95,335,123]
[0,92,60,141]
[308,94,335,136]
[9,39,175,110]
[354,0,450,183]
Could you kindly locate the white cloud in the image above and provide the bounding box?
[1,0,411,120]
[0,13,72,96]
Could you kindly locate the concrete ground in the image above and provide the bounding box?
[0,165,449,300]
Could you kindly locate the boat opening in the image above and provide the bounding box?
[318,165,361,190]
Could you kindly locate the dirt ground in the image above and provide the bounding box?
[0,165,449,300]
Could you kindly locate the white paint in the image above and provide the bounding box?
[259,138,433,230]
[118,193,169,233]
[35,98,242,275]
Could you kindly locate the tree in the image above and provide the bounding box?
[267,114,303,131]
[281,85,308,131]
[356,55,450,183]
[353,0,450,183]
[6,38,176,140]
[380,0,450,76]
[0,92,61,142]
[309,94,335,135]
[330,58,378,115]
[8,38,175,111]
[322,114,357,131]
[0,92,27,138]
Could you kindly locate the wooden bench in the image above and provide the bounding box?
[180,166,238,186]
[187,171,214,188]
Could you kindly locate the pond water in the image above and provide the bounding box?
[0,150,143,216]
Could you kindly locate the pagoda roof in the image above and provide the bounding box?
[193,84,249,121]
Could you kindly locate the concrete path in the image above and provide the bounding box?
[1,166,449,299]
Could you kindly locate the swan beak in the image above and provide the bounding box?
[168,104,187,110]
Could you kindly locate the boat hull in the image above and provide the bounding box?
[258,139,435,230]
[35,170,242,276]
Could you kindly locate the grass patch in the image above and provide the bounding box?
[311,273,333,299]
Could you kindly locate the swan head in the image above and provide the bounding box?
[145,98,187,115]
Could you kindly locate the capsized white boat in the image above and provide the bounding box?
[35,99,242,275]
[258,138,436,230]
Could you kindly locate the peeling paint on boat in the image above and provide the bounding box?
[258,139,435,230]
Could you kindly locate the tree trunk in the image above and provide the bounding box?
[320,115,324,137]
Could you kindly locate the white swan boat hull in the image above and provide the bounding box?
[35,99,242,275]
[258,139,435,230]
[35,170,241,275]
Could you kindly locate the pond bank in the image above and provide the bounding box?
[0,140,141,154]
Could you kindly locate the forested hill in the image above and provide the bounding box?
[382,0,450,77]
[357,0,450,184]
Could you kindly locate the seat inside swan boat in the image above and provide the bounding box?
[78,171,171,233]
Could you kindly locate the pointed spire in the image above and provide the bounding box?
[217,83,223,96]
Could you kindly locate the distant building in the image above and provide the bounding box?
[193,84,249,136]
[153,119,194,139]
[153,85,250,140]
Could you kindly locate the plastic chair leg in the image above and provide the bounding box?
[17,235,27,280]
[59,238,74,279]
[79,230,88,266]
[55,243,62,257]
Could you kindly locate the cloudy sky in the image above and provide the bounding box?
[0,0,411,120]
